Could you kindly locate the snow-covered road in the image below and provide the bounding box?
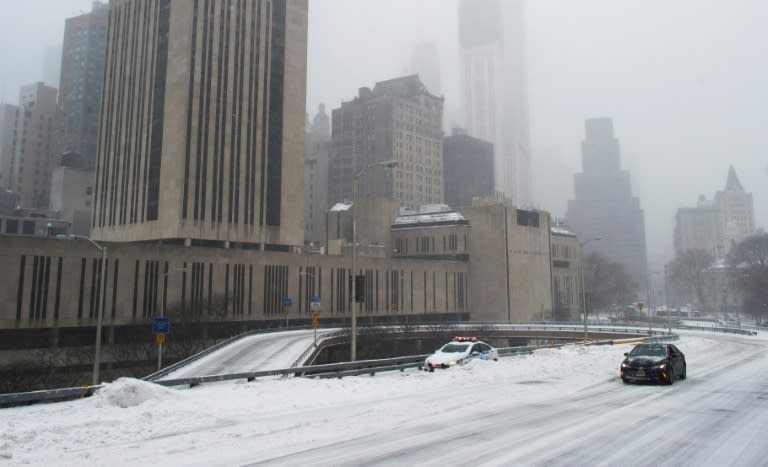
[2,330,767,466]
[160,329,330,380]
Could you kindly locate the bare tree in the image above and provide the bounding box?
[583,253,637,313]
[728,233,768,323]
[667,249,714,310]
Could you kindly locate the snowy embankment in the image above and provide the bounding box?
[0,331,763,465]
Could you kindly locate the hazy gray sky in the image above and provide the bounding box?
[2,0,766,267]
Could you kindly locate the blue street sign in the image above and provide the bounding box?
[153,317,170,334]
[310,295,320,303]
[283,297,293,307]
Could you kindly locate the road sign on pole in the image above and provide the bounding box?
[152,317,170,334]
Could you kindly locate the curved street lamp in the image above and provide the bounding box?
[56,234,106,385]
[351,159,398,361]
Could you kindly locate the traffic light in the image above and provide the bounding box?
[354,274,365,303]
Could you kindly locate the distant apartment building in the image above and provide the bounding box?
[7,83,58,209]
[0,103,18,189]
[58,1,108,169]
[305,104,331,244]
[92,0,309,247]
[674,195,723,257]
[329,75,444,210]
[443,128,494,208]
[565,118,648,292]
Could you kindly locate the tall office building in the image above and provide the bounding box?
[458,0,531,206]
[329,75,444,209]
[443,128,494,208]
[59,1,108,169]
[92,0,309,248]
[715,165,755,252]
[0,103,18,189]
[7,83,58,209]
[565,118,648,292]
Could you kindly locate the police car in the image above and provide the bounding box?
[424,336,499,371]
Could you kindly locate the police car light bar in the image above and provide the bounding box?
[454,336,477,342]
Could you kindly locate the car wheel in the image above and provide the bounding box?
[622,377,630,384]
[680,364,687,380]
[493,357,498,362]
[665,369,674,385]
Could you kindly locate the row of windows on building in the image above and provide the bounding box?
[393,233,465,256]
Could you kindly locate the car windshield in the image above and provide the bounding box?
[629,345,667,357]
[439,343,469,353]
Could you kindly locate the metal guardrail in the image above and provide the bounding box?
[0,385,102,408]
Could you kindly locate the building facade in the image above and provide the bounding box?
[565,118,648,292]
[551,226,581,322]
[443,128,494,208]
[0,103,18,190]
[59,1,108,170]
[329,75,444,210]
[92,0,308,248]
[7,83,58,209]
[674,195,723,257]
[50,152,94,237]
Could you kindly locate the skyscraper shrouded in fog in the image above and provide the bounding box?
[59,1,108,170]
[458,0,531,206]
[565,118,649,292]
[92,0,308,248]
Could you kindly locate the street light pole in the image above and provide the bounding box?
[579,237,600,343]
[664,264,671,334]
[56,234,106,385]
[158,267,187,370]
[350,159,398,361]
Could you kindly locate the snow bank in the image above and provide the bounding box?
[94,377,182,408]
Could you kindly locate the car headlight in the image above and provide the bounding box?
[654,363,666,370]
[449,360,457,366]
[621,362,630,369]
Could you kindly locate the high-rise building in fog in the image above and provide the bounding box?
[305,104,330,244]
[0,103,18,190]
[59,1,108,169]
[565,118,648,292]
[409,41,442,96]
[329,75,444,209]
[443,128,494,208]
[7,83,58,209]
[715,165,755,251]
[92,0,309,248]
[458,0,531,206]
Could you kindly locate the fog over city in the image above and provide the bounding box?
[2,0,766,266]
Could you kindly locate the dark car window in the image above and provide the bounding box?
[629,345,667,357]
